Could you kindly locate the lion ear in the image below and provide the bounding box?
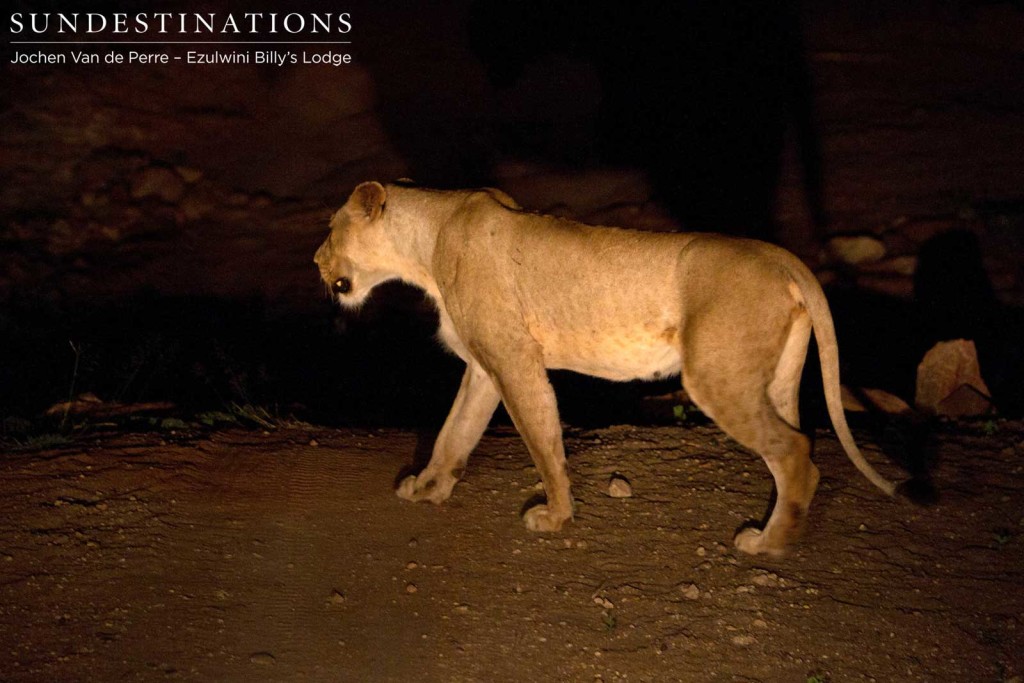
[350,181,387,221]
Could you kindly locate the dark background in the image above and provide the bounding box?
[2,0,1023,430]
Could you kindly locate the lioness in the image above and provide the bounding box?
[314,181,898,556]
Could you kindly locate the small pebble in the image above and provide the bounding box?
[696,546,707,557]
[731,635,756,647]
[607,474,633,498]
[405,583,418,594]
[752,619,768,629]
[406,561,418,570]
[593,596,614,609]
[680,584,700,600]
[250,652,276,666]
[328,590,345,605]
[308,439,319,447]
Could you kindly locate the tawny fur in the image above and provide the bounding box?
[314,181,896,556]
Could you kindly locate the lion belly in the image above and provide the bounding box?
[536,325,683,382]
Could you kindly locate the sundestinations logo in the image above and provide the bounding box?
[9,12,353,36]
[6,11,355,67]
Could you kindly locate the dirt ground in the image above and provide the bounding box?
[1,420,1021,682]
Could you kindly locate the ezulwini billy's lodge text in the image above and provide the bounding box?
[10,50,353,66]
[187,50,352,66]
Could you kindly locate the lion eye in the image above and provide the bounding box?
[332,277,352,295]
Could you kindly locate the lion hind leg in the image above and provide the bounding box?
[690,380,819,556]
[681,307,819,556]
[732,429,819,557]
[767,306,812,430]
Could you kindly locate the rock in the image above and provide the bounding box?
[607,474,633,498]
[841,386,913,415]
[826,234,886,265]
[937,383,995,417]
[43,393,177,419]
[856,273,915,299]
[175,166,203,184]
[405,583,418,594]
[308,439,319,447]
[226,192,250,207]
[43,391,101,416]
[249,652,276,666]
[46,218,86,255]
[130,166,186,203]
[750,572,780,588]
[593,596,614,609]
[177,183,222,221]
[327,590,345,605]
[680,583,700,600]
[915,339,994,416]
[859,255,919,276]
[731,634,756,647]
[899,217,959,245]
[840,386,866,412]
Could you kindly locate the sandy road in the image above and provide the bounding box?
[1,423,1022,682]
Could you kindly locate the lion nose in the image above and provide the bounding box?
[332,277,352,295]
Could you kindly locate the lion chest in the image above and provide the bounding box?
[435,308,471,361]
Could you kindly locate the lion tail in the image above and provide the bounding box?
[794,266,898,497]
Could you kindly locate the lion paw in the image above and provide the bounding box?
[523,504,570,532]
[395,472,456,504]
[733,527,786,558]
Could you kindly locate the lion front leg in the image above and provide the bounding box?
[396,362,500,504]
[487,350,574,532]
